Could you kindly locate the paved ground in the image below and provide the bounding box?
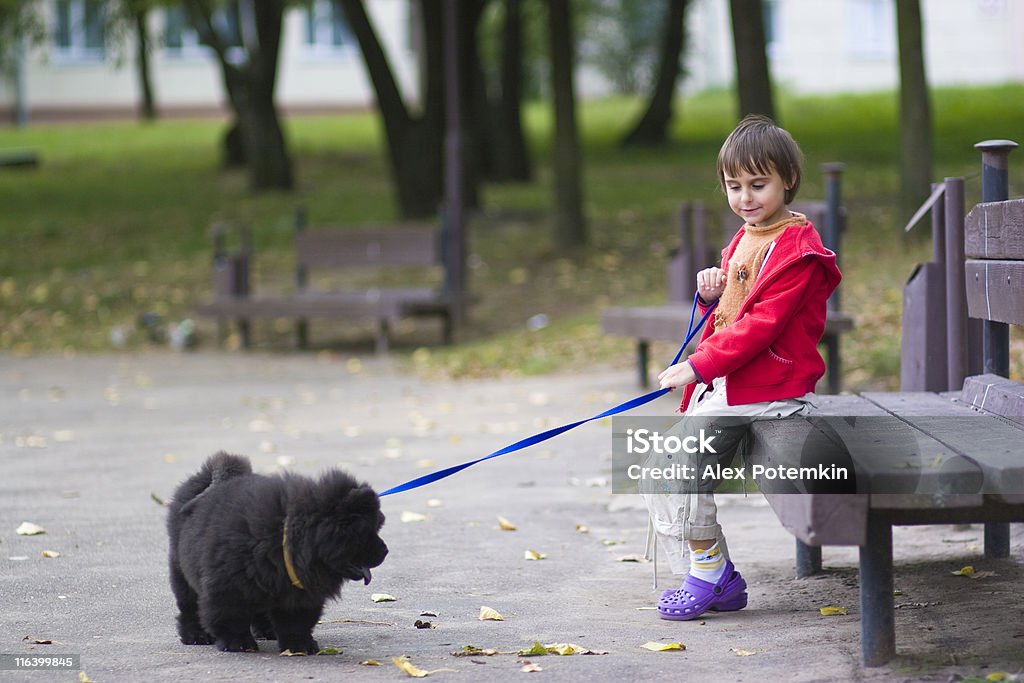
[2,351,1023,682]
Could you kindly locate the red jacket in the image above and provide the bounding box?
[681,221,842,409]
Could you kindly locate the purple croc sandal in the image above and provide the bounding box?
[658,560,748,621]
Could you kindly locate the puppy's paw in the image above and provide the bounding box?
[251,614,277,641]
[178,625,215,646]
[216,635,259,652]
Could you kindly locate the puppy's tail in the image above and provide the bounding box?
[174,452,252,515]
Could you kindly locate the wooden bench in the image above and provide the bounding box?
[747,190,1024,666]
[601,200,854,392]
[195,212,455,353]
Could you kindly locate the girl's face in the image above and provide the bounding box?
[723,166,793,227]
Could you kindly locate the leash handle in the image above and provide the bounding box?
[378,293,717,497]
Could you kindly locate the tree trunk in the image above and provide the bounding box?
[184,0,293,190]
[896,0,932,226]
[456,0,485,208]
[489,0,532,180]
[339,0,445,218]
[134,7,157,121]
[621,0,689,147]
[547,0,586,249]
[729,0,775,121]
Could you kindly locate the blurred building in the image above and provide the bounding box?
[2,0,1023,122]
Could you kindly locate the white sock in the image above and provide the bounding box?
[689,541,727,583]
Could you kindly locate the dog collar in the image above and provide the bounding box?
[282,519,305,590]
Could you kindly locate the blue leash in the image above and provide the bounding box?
[378,293,716,497]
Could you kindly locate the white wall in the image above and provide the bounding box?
[3,0,417,114]
[683,0,1024,96]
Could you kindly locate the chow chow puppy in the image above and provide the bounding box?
[167,452,388,653]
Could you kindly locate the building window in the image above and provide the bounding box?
[163,3,243,60]
[305,0,354,53]
[763,0,780,58]
[846,0,895,59]
[54,0,106,61]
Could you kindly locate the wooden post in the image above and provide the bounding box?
[294,206,309,349]
[944,177,967,392]
[822,163,845,311]
[859,515,895,666]
[974,140,1017,560]
[974,140,1017,378]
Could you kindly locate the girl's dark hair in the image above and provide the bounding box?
[717,115,803,204]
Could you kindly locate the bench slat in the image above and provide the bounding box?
[197,288,446,321]
[964,198,1024,259]
[960,374,1024,424]
[295,226,438,268]
[600,306,853,342]
[964,259,1024,325]
[862,392,1024,503]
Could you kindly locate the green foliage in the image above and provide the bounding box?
[0,85,1022,385]
[578,0,666,95]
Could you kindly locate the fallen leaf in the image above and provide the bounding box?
[521,661,543,672]
[479,606,505,621]
[371,593,398,603]
[401,511,427,523]
[452,645,499,657]
[732,648,756,656]
[392,656,429,678]
[420,611,438,617]
[16,522,46,536]
[426,499,443,508]
[317,647,341,655]
[42,550,60,558]
[151,492,167,507]
[819,606,847,616]
[280,649,307,656]
[615,554,648,563]
[641,641,686,652]
[601,539,624,546]
[517,642,548,656]
[951,565,996,579]
[79,673,95,683]
[361,659,381,665]
[414,620,434,629]
[986,673,1011,682]
[416,459,435,469]
[575,524,589,533]
[23,637,52,644]
[524,550,546,561]
[544,642,607,655]
[497,515,517,531]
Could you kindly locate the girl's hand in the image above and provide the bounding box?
[658,361,697,390]
[697,267,727,301]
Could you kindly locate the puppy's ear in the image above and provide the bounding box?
[340,485,379,514]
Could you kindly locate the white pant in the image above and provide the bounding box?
[642,377,813,576]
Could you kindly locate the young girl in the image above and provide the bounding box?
[644,114,842,621]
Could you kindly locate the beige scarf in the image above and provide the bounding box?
[713,213,807,330]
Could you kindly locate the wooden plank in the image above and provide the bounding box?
[964,259,1024,325]
[600,305,692,341]
[960,374,1024,424]
[196,288,445,321]
[600,305,852,342]
[863,392,1024,503]
[295,226,438,268]
[964,198,1024,259]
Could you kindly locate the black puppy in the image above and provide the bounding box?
[167,452,388,653]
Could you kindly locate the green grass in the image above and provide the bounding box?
[1,84,1022,386]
